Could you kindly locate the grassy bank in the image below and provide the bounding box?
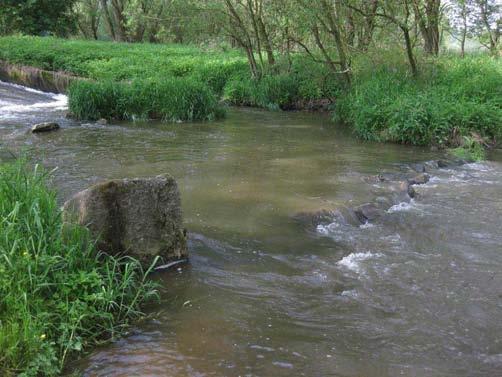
[336,55,502,148]
[0,159,158,376]
[0,36,248,121]
[0,36,340,118]
[0,36,500,149]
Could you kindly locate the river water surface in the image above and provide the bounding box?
[1,82,502,377]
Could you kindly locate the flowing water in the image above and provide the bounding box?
[1,81,502,377]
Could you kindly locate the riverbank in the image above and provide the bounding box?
[2,84,502,376]
[336,55,502,152]
[0,36,500,152]
[0,159,158,376]
[0,36,340,118]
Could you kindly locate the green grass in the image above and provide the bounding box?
[0,37,500,150]
[450,136,487,162]
[0,158,158,376]
[223,57,342,110]
[0,36,344,118]
[0,36,249,121]
[69,78,223,122]
[335,55,502,147]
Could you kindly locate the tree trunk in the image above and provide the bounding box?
[257,16,275,65]
[477,0,500,55]
[323,0,351,85]
[100,0,116,41]
[110,0,128,42]
[413,0,441,55]
[359,0,378,51]
[402,26,418,76]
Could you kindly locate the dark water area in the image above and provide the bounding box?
[1,81,502,377]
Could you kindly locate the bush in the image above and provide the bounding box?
[0,159,158,376]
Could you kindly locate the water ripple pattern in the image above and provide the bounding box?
[1,82,502,377]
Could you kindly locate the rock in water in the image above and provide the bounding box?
[63,176,188,267]
[31,122,60,133]
[408,173,430,186]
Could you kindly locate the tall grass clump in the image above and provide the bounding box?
[0,159,158,376]
[336,55,502,147]
[69,78,224,122]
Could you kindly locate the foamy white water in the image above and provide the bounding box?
[337,251,383,273]
[0,80,67,120]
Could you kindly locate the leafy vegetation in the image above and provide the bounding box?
[0,159,158,376]
[336,54,502,147]
[450,135,488,161]
[69,78,223,121]
[0,36,247,121]
[0,0,77,36]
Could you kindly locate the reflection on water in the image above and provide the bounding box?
[2,82,502,377]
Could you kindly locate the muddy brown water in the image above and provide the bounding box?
[1,81,502,377]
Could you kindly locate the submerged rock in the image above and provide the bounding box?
[63,175,188,267]
[31,122,60,133]
[410,163,426,173]
[354,203,382,222]
[408,173,430,186]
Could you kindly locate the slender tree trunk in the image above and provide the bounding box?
[402,26,418,76]
[324,0,351,84]
[359,0,378,51]
[257,16,275,65]
[312,25,339,74]
[461,7,467,57]
[247,0,264,69]
[110,0,128,42]
[224,0,260,78]
[245,46,259,77]
[477,0,500,55]
[100,0,116,41]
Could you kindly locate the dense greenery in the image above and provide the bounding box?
[0,35,500,147]
[0,36,248,121]
[0,36,343,118]
[0,159,158,376]
[336,54,502,147]
[0,0,77,36]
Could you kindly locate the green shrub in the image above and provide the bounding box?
[0,159,158,376]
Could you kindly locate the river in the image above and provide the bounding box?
[1,81,502,377]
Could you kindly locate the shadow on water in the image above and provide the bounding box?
[2,81,502,377]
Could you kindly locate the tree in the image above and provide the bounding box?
[349,0,419,76]
[474,0,501,55]
[412,0,442,55]
[0,0,77,36]
[74,0,101,39]
[221,0,261,77]
[293,0,352,85]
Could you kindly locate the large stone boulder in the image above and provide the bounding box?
[63,175,188,267]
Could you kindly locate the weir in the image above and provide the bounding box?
[0,60,82,94]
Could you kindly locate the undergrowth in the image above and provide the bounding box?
[335,55,502,147]
[0,159,158,376]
